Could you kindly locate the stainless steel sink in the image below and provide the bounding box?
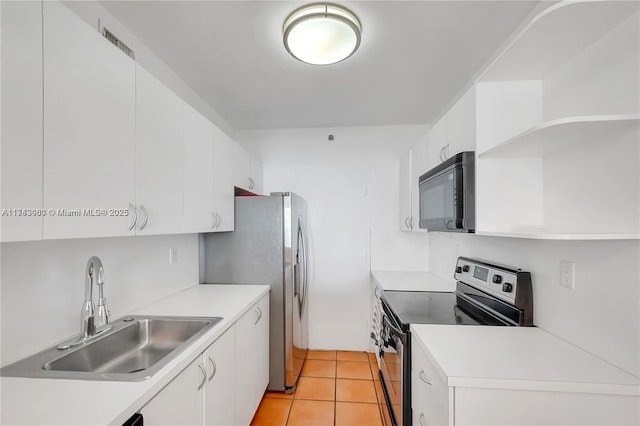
[1,315,222,381]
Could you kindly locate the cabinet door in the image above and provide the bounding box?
[447,86,476,155]
[135,65,184,235]
[254,294,270,402]
[235,303,256,426]
[235,295,270,425]
[1,0,43,242]
[141,357,205,426]
[427,115,447,170]
[42,1,136,240]
[410,136,428,231]
[233,142,252,191]
[213,127,235,232]
[412,340,451,426]
[249,155,263,195]
[399,151,412,231]
[183,103,215,233]
[203,326,236,426]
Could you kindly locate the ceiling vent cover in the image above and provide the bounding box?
[102,27,135,59]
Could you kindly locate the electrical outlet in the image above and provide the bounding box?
[559,260,575,289]
[169,247,178,264]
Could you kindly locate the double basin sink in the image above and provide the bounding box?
[1,315,222,381]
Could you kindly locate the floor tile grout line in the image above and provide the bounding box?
[334,357,337,426]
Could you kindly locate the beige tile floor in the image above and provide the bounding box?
[251,351,384,426]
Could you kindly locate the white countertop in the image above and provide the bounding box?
[0,284,270,426]
[411,324,640,396]
[371,270,455,292]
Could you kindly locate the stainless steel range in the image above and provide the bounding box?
[373,257,534,426]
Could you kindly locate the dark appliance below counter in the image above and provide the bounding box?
[375,257,533,426]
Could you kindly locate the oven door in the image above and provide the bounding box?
[380,312,406,426]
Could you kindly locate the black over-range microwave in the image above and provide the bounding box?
[418,151,475,232]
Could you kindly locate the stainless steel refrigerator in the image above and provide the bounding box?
[202,192,309,392]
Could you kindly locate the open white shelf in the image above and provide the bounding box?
[480,1,640,82]
[478,114,640,159]
[476,231,640,241]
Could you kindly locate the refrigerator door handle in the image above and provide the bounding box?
[298,216,308,317]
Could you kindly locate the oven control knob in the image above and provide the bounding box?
[492,275,502,284]
[456,266,462,273]
[462,265,470,272]
[502,283,513,293]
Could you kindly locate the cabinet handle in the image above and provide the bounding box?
[409,217,414,229]
[197,363,206,390]
[248,177,254,190]
[139,204,149,230]
[211,212,216,229]
[207,357,217,382]
[419,413,427,426]
[444,143,450,160]
[216,213,221,229]
[128,203,137,231]
[254,306,262,325]
[418,369,431,385]
[404,216,410,229]
[439,146,445,162]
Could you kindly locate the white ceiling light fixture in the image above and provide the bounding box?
[283,3,362,66]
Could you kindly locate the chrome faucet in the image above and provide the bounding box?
[58,256,111,349]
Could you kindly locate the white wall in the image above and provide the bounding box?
[0,234,199,366]
[429,232,640,377]
[238,125,430,351]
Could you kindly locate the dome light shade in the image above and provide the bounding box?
[283,3,362,65]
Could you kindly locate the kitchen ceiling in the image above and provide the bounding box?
[99,1,538,130]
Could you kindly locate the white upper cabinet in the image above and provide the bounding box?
[400,135,429,232]
[4,1,233,242]
[474,1,640,239]
[426,114,447,170]
[1,1,43,242]
[250,155,264,195]
[427,86,477,170]
[42,1,136,240]
[183,103,216,233]
[212,127,235,232]
[410,136,428,232]
[446,86,477,156]
[399,151,412,231]
[233,142,263,194]
[135,65,184,236]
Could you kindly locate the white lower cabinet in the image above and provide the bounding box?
[411,339,453,426]
[140,295,269,426]
[203,325,236,426]
[235,294,270,426]
[412,337,639,425]
[141,357,204,425]
[141,325,235,426]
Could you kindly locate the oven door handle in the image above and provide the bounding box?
[383,314,406,344]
